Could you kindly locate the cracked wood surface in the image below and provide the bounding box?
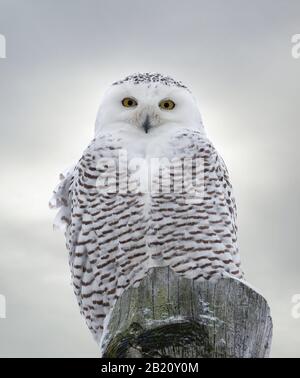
[102,266,272,358]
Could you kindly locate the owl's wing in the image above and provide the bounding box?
[50,137,145,353]
[213,148,241,270]
[156,132,243,281]
[50,156,110,347]
[49,165,75,231]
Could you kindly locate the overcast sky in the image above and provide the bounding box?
[0,0,299,357]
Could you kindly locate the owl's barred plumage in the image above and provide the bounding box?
[50,73,243,350]
[112,72,190,91]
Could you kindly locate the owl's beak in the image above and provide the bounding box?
[142,115,151,134]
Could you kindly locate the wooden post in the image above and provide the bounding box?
[102,266,272,358]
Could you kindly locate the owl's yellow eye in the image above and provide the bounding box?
[122,97,138,108]
[159,99,176,110]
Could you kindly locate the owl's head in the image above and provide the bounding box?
[95,73,204,138]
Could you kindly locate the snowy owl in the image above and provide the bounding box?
[50,72,243,351]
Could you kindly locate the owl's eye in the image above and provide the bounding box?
[159,99,176,110]
[122,97,138,108]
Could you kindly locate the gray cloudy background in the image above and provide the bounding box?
[0,0,299,357]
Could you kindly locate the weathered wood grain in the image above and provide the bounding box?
[102,267,272,358]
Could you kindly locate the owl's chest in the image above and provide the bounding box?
[82,132,208,223]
